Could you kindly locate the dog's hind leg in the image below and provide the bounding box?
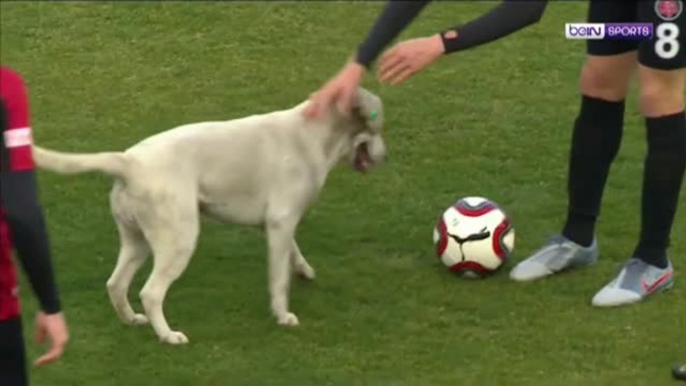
[106,221,150,326]
[138,206,199,345]
[291,240,315,280]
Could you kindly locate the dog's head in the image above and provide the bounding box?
[342,87,386,173]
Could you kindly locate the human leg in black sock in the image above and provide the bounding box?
[634,112,686,268]
[562,96,625,247]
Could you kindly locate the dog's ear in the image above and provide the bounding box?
[350,105,365,126]
[350,87,383,132]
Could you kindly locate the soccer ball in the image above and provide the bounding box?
[433,197,515,278]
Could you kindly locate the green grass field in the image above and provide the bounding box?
[2,2,685,385]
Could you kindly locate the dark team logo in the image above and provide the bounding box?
[655,0,683,21]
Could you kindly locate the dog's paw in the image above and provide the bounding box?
[277,313,300,327]
[160,331,189,345]
[126,313,149,326]
[297,264,316,281]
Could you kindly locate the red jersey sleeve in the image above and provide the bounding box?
[0,66,35,172]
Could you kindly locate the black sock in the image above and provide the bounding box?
[634,111,686,269]
[562,95,625,247]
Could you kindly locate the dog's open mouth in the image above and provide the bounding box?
[354,143,373,173]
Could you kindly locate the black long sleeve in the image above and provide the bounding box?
[355,1,432,68]
[440,1,548,54]
[354,1,548,68]
[0,170,61,314]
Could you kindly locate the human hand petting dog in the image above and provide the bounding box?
[304,60,366,119]
[305,35,444,119]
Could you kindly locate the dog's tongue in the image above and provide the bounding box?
[354,143,372,173]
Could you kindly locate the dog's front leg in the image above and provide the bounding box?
[291,240,315,280]
[266,219,300,327]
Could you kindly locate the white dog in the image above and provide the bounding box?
[32,87,386,344]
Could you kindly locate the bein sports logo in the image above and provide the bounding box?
[565,23,654,40]
[566,23,605,40]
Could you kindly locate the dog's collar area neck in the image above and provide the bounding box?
[368,109,378,120]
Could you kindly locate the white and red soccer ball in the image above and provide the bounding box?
[433,197,515,278]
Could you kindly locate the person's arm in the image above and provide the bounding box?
[0,172,61,315]
[355,1,432,68]
[0,68,61,315]
[355,1,548,68]
[439,1,548,54]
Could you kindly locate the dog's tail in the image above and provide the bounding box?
[32,146,131,179]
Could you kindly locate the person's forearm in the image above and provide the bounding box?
[440,1,548,54]
[355,1,432,68]
[0,172,61,314]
